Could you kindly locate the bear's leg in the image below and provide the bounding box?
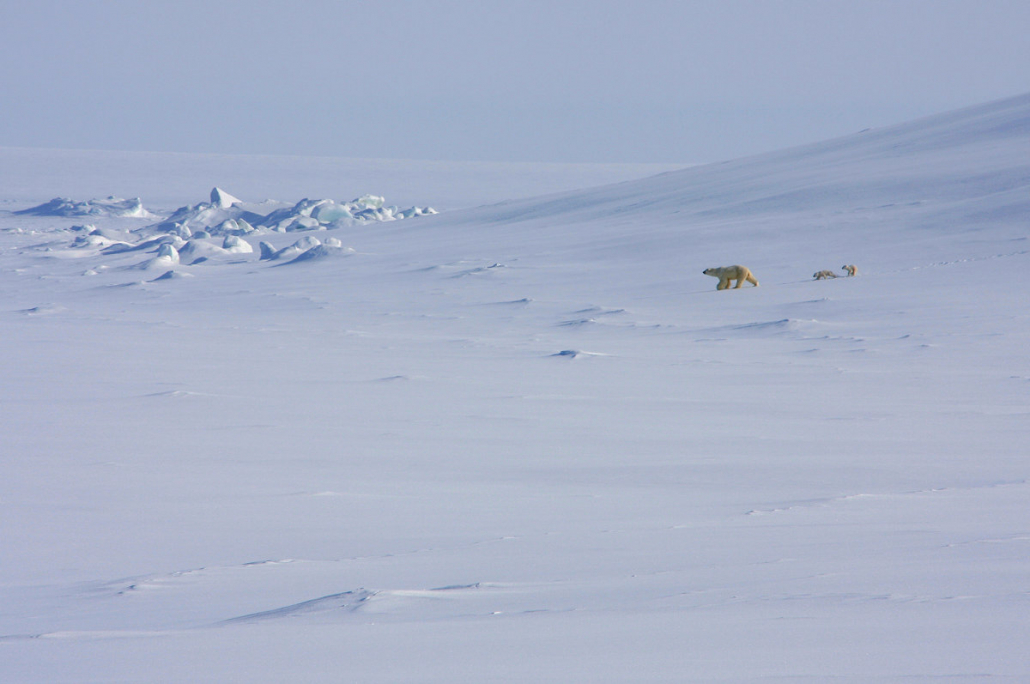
[717,278,729,290]
[734,278,744,288]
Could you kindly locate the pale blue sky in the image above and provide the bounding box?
[2,0,1028,163]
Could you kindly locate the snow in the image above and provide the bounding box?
[135,242,180,270]
[193,191,428,236]
[0,147,684,211]
[1,93,1029,683]
[221,235,253,254]
[14,195,155,218]
[151,191,435,237]
[210,187,242,209]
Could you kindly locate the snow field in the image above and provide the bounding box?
[1,94,1029,682]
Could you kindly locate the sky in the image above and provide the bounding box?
[1,0,1029,164]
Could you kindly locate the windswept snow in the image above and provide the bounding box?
[1,94,1029,683]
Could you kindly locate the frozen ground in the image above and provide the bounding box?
[1,94,1029,683]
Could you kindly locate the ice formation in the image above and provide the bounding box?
[49,187,431,271]
[210,187,243,209]
[151,189,435,237]
[15,196,155,218]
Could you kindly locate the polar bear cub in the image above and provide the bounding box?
[702,265,759,290]
[813,270,837,280]
[842,264,858,277]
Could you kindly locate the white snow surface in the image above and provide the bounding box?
[2,94,1029,683]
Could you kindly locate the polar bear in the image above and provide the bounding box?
[842,264,858,277]
[813,270,837,280]
[702,265,759,290]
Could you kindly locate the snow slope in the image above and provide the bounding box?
[1,94,1029,683]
